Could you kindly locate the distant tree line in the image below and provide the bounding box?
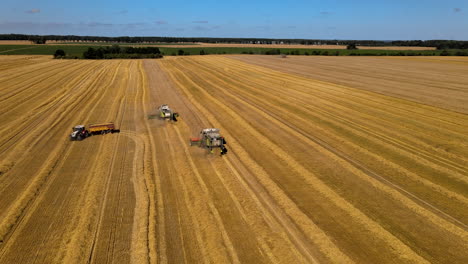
[54,45,164,59]
[81,45,162,59]
[2,34,468,49]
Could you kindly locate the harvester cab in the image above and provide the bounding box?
[190,128,228,155]
[158,104,179,122]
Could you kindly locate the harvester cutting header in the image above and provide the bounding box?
[69,122,120,141]
[190,128,228,155]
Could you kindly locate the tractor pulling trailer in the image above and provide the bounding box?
[70,122,120,141]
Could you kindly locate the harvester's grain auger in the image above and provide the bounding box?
[158,104,179,122]
[190,128,228,155]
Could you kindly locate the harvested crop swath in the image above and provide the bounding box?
[0,57,140,263]
[0,55,466,264]
[158,56,468,263]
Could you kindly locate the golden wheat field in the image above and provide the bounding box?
[0,55,467,263]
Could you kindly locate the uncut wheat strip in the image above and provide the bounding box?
[186,60,468,235]
[163,60,417,263]
[113,62,142,262]
[178,57,465,188]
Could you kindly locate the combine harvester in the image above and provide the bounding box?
[69,122,120,141]
[158,104,179,122]
[190,128,228,155]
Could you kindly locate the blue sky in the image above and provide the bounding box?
[1,0,467,40]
